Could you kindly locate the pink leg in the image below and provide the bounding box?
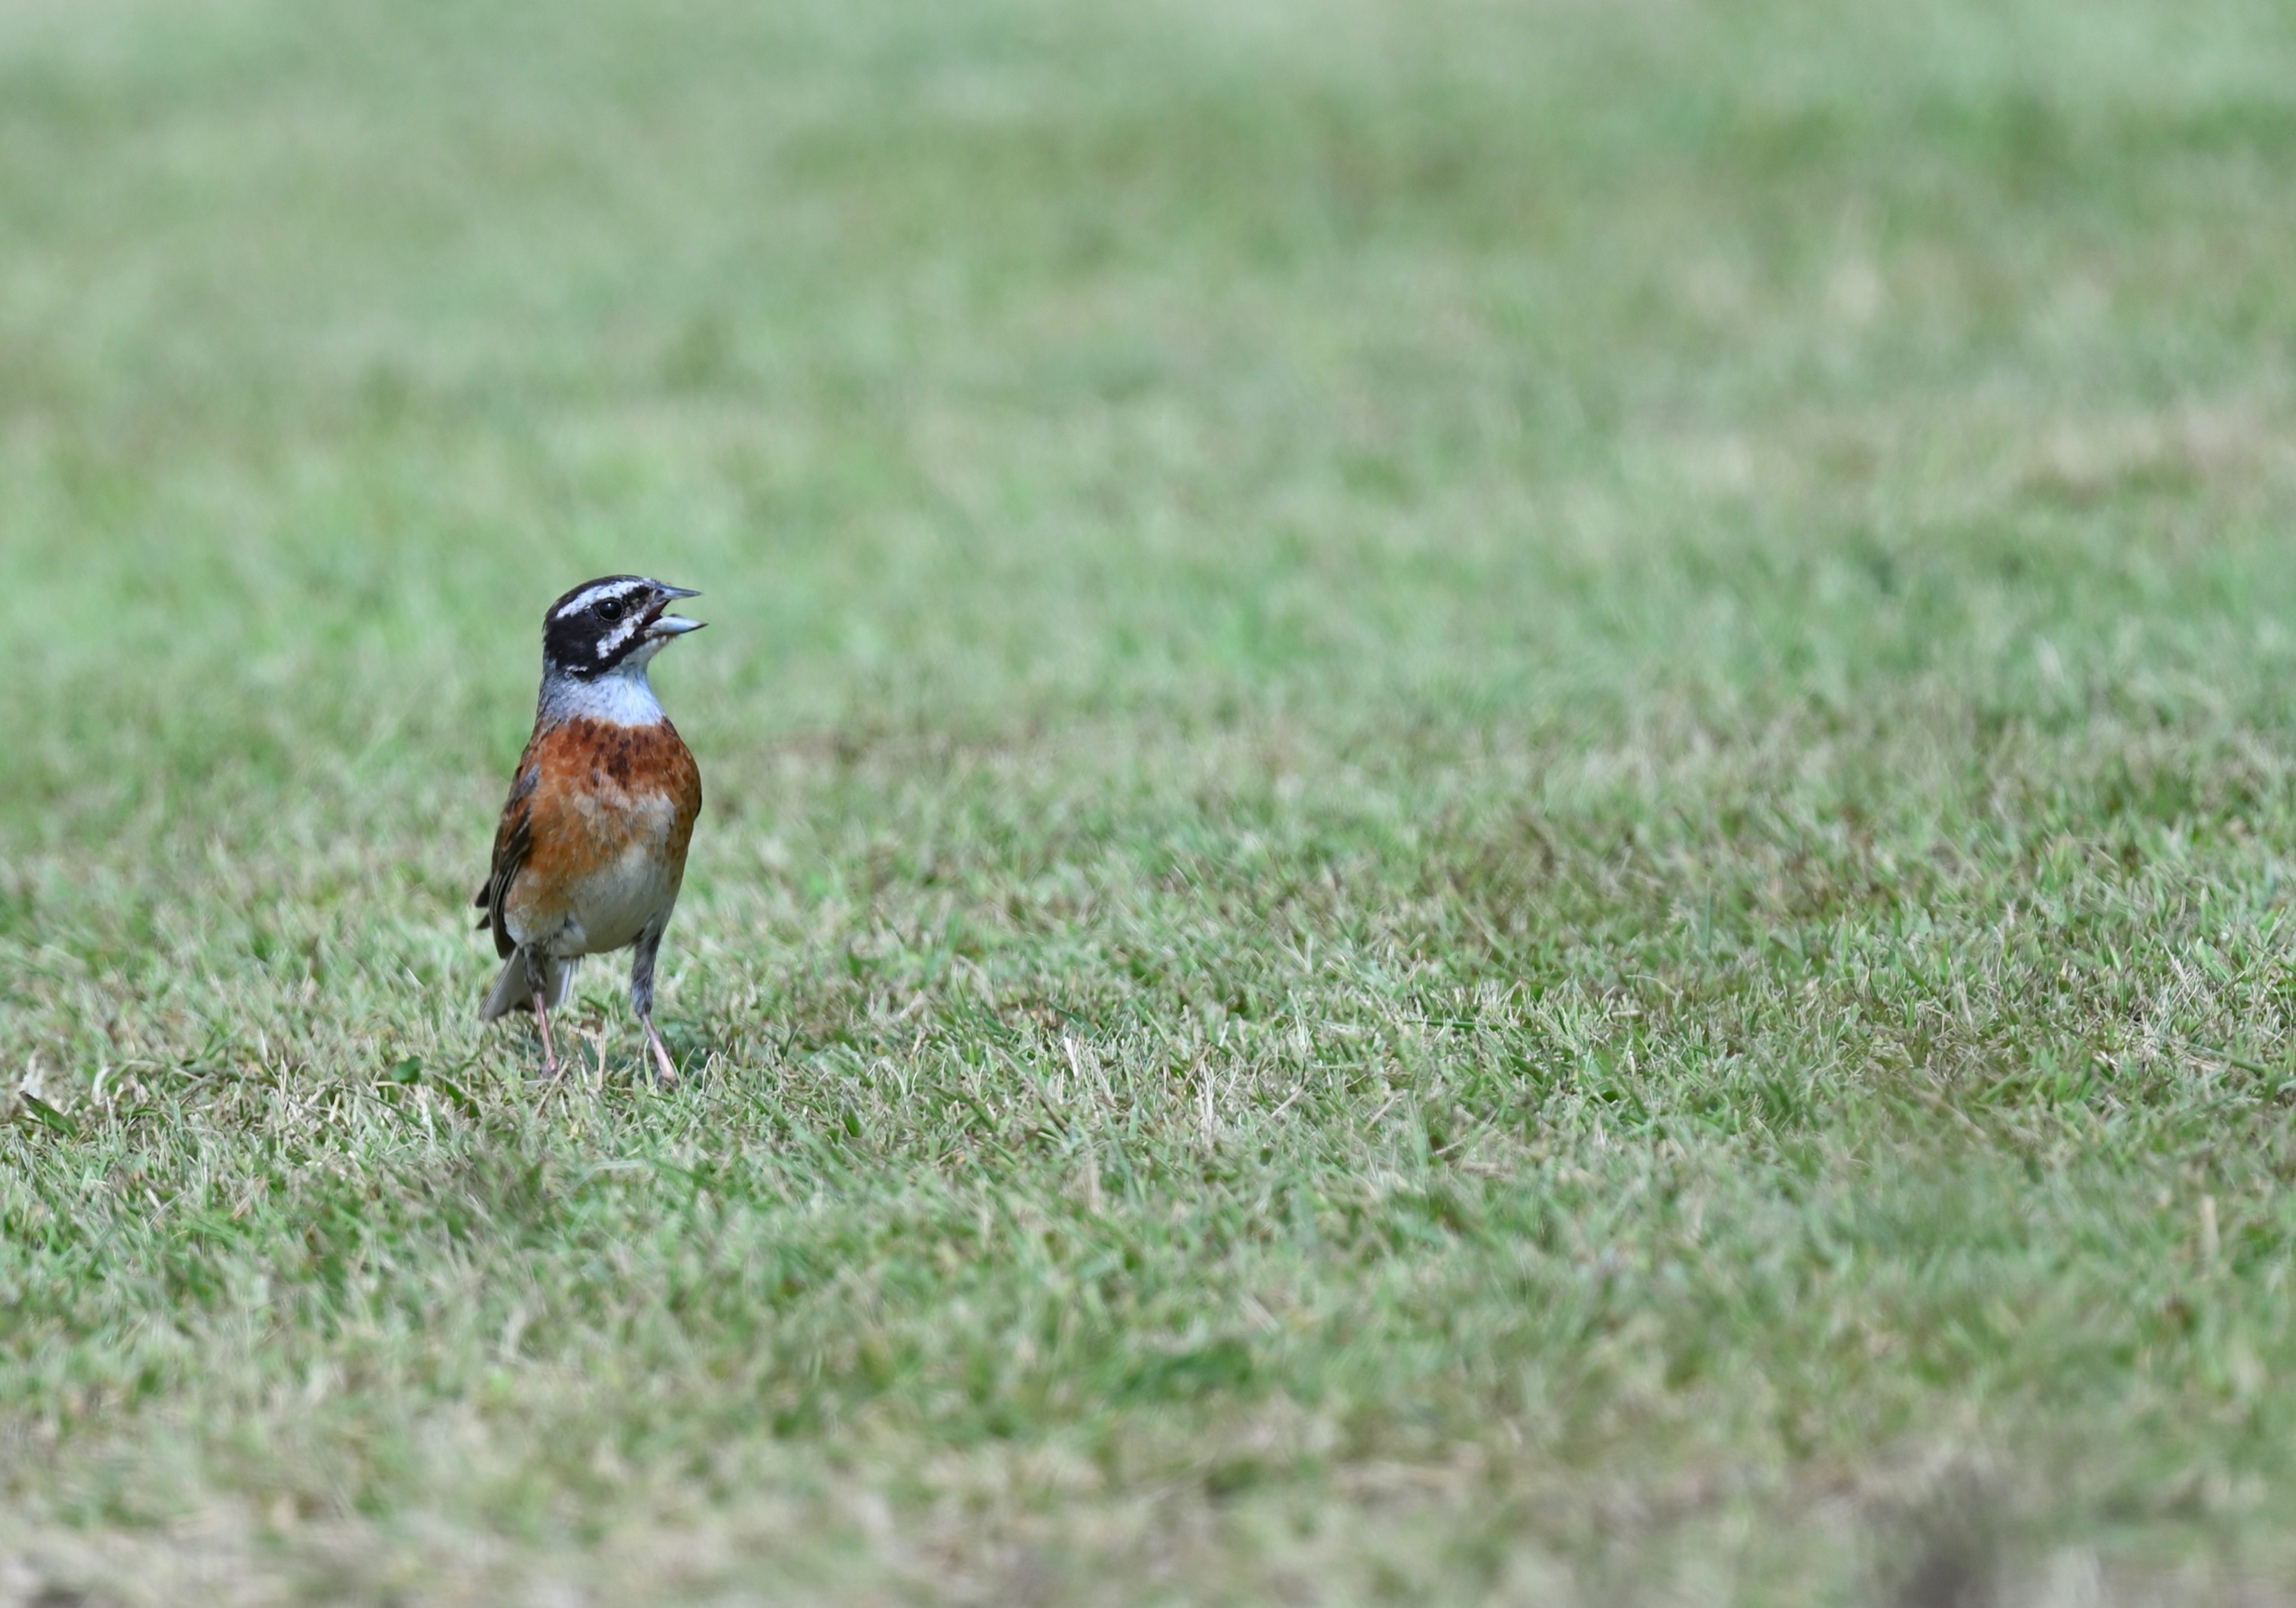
[640,1013,678,1088]
[521,951,563,1078]
[533,990,561,1077]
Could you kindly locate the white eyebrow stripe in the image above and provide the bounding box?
[551,578,648,621]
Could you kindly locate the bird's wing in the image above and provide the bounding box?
[474,760,539,959]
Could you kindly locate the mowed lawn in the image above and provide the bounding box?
[7,0,2296,1601]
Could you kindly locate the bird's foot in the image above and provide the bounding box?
[534,996,564,1080]
[641,1015,679,1089]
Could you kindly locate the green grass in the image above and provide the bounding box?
[8,0,2296,1600]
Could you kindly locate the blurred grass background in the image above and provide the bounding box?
[7,0,2296,1601]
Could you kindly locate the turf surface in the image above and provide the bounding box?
[7,0,2296,1601]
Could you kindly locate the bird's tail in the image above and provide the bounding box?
[479,953,579,1023]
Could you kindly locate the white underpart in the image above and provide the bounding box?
[538,636,668,728]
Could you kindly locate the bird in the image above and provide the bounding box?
[474,574,706,1084]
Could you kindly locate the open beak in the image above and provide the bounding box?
[645,584,706,637]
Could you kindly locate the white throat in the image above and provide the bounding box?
[539,644,668,728]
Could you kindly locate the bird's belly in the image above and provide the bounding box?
[505,789,685,958]
[551,843,680,956]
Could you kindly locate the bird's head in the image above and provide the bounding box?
[541,575,706,680]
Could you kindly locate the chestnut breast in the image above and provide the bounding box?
[502,716,703,958]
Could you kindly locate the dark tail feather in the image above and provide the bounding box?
[479,953,578,1022]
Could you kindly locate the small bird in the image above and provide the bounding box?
[474,575,706,1084]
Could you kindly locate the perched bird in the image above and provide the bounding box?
[474,575,706,1083]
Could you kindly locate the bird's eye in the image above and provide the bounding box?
[598,599,625,622]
